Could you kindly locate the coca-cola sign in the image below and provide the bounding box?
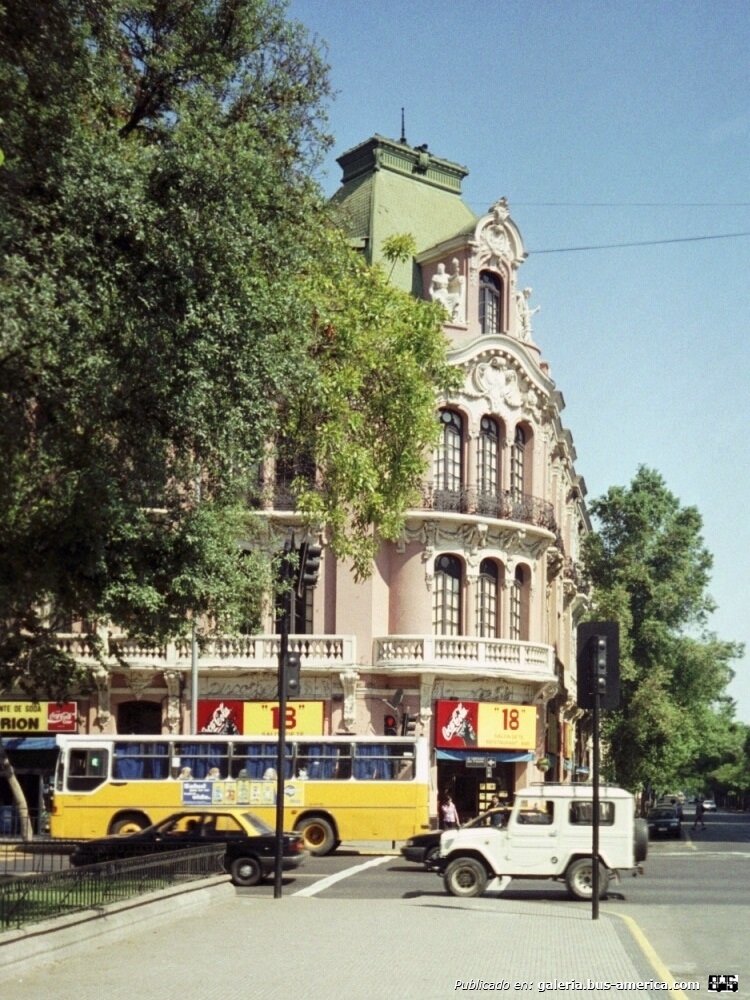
[47,703,78,732]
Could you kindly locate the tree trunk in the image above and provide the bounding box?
[0,738,34,841]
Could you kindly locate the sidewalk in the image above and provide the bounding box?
[0,874,684,1000]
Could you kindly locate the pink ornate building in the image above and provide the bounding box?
[12,135,590,828]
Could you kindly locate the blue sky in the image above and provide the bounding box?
[288,0,750,723]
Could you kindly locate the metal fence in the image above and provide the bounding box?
[0,837,79,876]
[0,845,227,931]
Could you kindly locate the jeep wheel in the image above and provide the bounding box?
[443,857,488,898]
[565,858,609,901]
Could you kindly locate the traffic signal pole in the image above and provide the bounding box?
[591,651,601,920]
[274,540,322,900]
[274,616,289,899]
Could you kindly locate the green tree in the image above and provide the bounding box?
[583,467,742,794]
[0,2,457,833]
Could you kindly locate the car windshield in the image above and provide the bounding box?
[649,808,676,818]
[241,811,273,835]
[465,807,510,829]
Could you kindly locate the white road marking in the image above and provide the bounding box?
[293,854,393,897]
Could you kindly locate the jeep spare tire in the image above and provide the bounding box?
[634,818,648,863]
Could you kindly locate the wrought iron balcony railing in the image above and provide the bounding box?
[416,484,556,531]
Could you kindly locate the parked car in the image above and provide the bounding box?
[69,809,307,886]
[401,808,511,869]
[701,798,717,812]
[647,805,682,838]
[436,785,648,900]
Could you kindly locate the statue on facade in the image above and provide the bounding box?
[515,287,540,340]
[430,260,464,322]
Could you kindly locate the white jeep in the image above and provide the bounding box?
[437,783,648,900]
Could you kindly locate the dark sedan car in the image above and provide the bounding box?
[401,831,443,868]
[69,809,307,886]
[646,805,682,839]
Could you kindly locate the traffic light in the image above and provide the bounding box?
[576,621,620,710]
[401,714,418,737]
[384,713,398,736]
[593,635,607,695]
[284,651,301,699]
[297,541,323,597]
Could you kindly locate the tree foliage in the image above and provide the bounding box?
[0,1,455,696]
[582,467,743,792]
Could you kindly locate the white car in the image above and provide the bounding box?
[701,798,717,811]
[436,783,647,900]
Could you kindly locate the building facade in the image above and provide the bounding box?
[3,135,590,829]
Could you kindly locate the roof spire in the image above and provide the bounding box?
[400,108,407,145]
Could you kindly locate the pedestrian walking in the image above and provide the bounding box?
[692,797,706,831]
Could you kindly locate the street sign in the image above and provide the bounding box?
[465,756,496,768]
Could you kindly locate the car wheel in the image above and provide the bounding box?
[230,856,262,887]
[443,857,488,898]
[424,845,440,868]
[295,816,336,856]
[110,813,149,835]
[565,858,608,901]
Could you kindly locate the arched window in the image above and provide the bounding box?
[477,416,500,515]
[433,554,462,635]
[510,425,526,497]
[480,272,503,334]
[476,559,499,638]
[510,565,530,641]
[433,410,463,511]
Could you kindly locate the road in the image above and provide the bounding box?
[243,805,750,990]
[1,805,746,998]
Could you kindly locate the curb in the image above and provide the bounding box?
[0,876,232,979]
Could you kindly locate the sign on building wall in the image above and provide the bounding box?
[0,701,77,733]
[198,700,324,737]
[435,700,536,751]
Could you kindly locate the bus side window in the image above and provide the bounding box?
[67,749,109,791]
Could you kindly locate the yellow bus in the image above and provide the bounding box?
[51,733,430,854]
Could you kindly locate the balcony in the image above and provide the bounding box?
[54,633,357,672]
[374,635,555,683]
[416,484,556,532]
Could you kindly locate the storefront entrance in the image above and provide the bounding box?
[437,760,514,825]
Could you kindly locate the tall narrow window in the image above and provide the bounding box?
[433,410,463,511]
[434,410,462,490]
[476,559,498,638]
[510,425,526,497]
[510,565,529,641]
[478,416,500,514]
[480,272,503,334]
[433,554,462,635]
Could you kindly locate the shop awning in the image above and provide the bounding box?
[1,737,58,751]
[436,748,534,764]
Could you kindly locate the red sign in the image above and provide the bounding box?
[198,700,243,735]
[46,702,77,732]
[435,700,479,748]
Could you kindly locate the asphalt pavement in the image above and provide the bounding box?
[0,859,695,1000]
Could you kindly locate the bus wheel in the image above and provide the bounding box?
[296,816,336,855]
[110,813,149,836]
